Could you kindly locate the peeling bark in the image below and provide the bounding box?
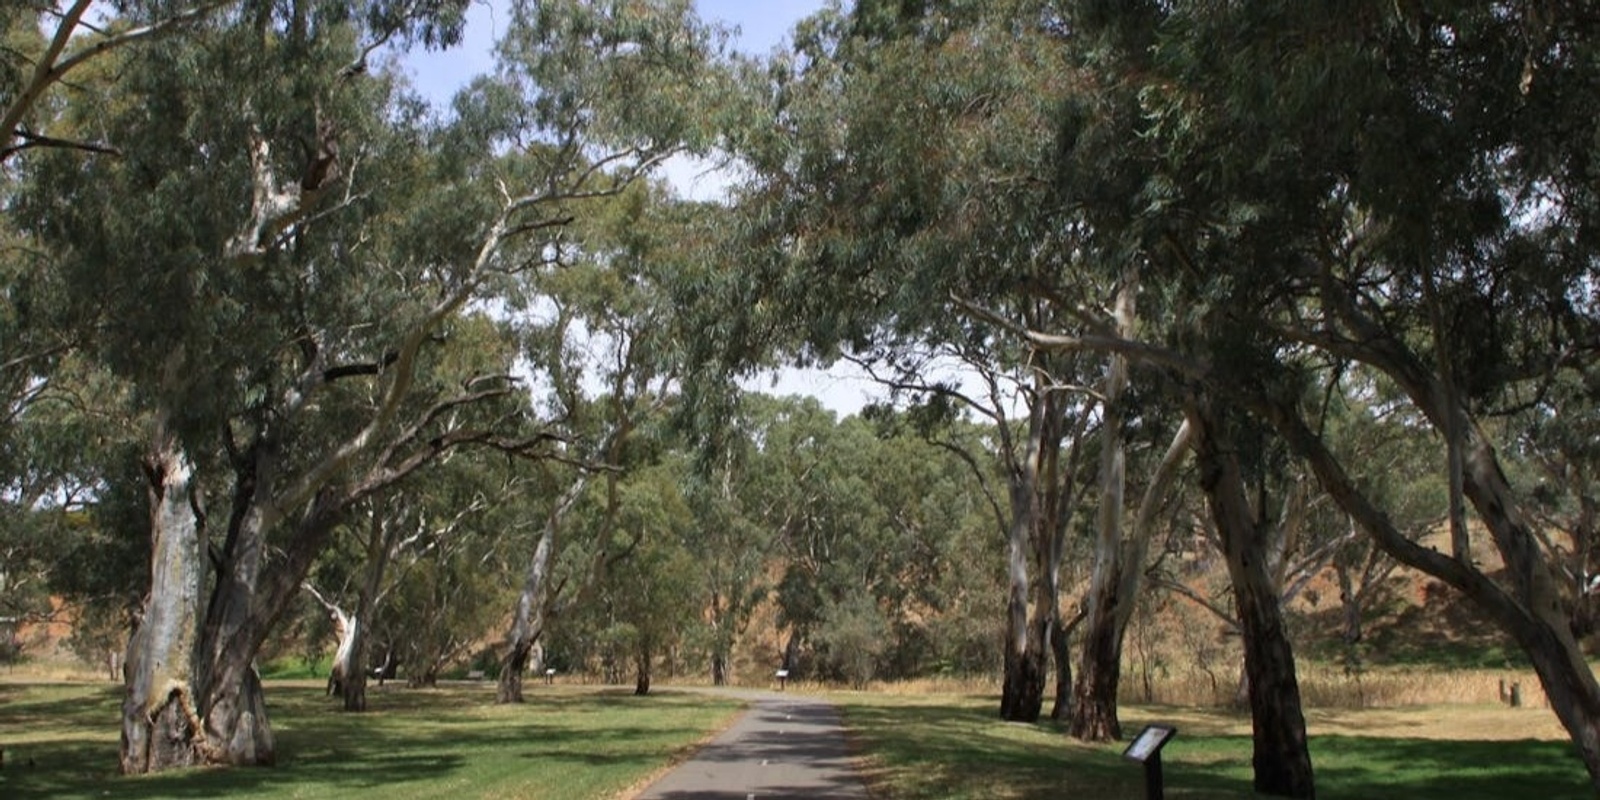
[121,428,207,774]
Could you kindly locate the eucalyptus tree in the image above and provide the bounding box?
[494,183,730,703]
[599,460,699,695]
[728,0,1104,723]
[681,400,783,686]
[13,0,727,772]
[304,342,529,711]
[1037,1,1600,794]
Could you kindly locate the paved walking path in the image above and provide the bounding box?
[634,690,870,800]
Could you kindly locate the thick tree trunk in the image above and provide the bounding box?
[305,584,368,712]
[328,609,358,699]
[122,434,207,774]
[1069,619,1123,739]
[711,652,728,687]
[1071,420,1193,740]
[1191,399,1315,799]
[1001,617,1047,723]
[999,378,1070,723]
[339,619,369,712]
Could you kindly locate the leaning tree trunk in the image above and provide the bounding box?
[1191,399,1315,799]
[499,482,571,703]
[1254,349,1600,791]
[498,519,555,702]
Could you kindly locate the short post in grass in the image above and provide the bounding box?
[1122,724,1178,800]
[776,668,789,691]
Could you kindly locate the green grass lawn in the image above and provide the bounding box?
[5,679,1591,799]
[835,692,1593,800]
[0,681,742,800]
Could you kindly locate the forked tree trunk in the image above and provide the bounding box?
[304,583,368,711]
[1071,420,1193,740]
[999,378,1071,723]
[328,608,358,698]
[1191,399,1315,799]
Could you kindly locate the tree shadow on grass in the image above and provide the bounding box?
[0,683,733,800]
[1309,735,1588,800]
[842,701,1591,800]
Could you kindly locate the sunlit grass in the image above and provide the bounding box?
[833,691,1591,800]
[0,680,741,800]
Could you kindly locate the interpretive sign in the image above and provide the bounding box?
[1121,724,1178,800]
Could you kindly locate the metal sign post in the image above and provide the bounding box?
[1121,724,1178,800]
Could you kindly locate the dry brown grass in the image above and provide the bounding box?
[1129,700,1568,742]
[849,663,1557,715]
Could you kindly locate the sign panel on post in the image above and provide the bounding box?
[1121,724,1178,800]
[1122,724,1176,763]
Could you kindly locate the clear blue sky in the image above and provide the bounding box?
[401,1,830,108]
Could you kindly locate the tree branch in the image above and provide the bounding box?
[2,0,236,162]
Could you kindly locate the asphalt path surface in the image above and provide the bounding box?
[634,690,870,800]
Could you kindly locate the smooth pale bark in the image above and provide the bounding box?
[1069,277,1134,741]
[304,582,368,710]
[1190,398,1315,799]
[498,474,587,703]
[999,383,1065,723]
[1070,420,1192,739]
[338,507,398,712]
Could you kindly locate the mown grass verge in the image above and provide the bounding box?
[835,692,1591,800]
[0,680,741,800]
